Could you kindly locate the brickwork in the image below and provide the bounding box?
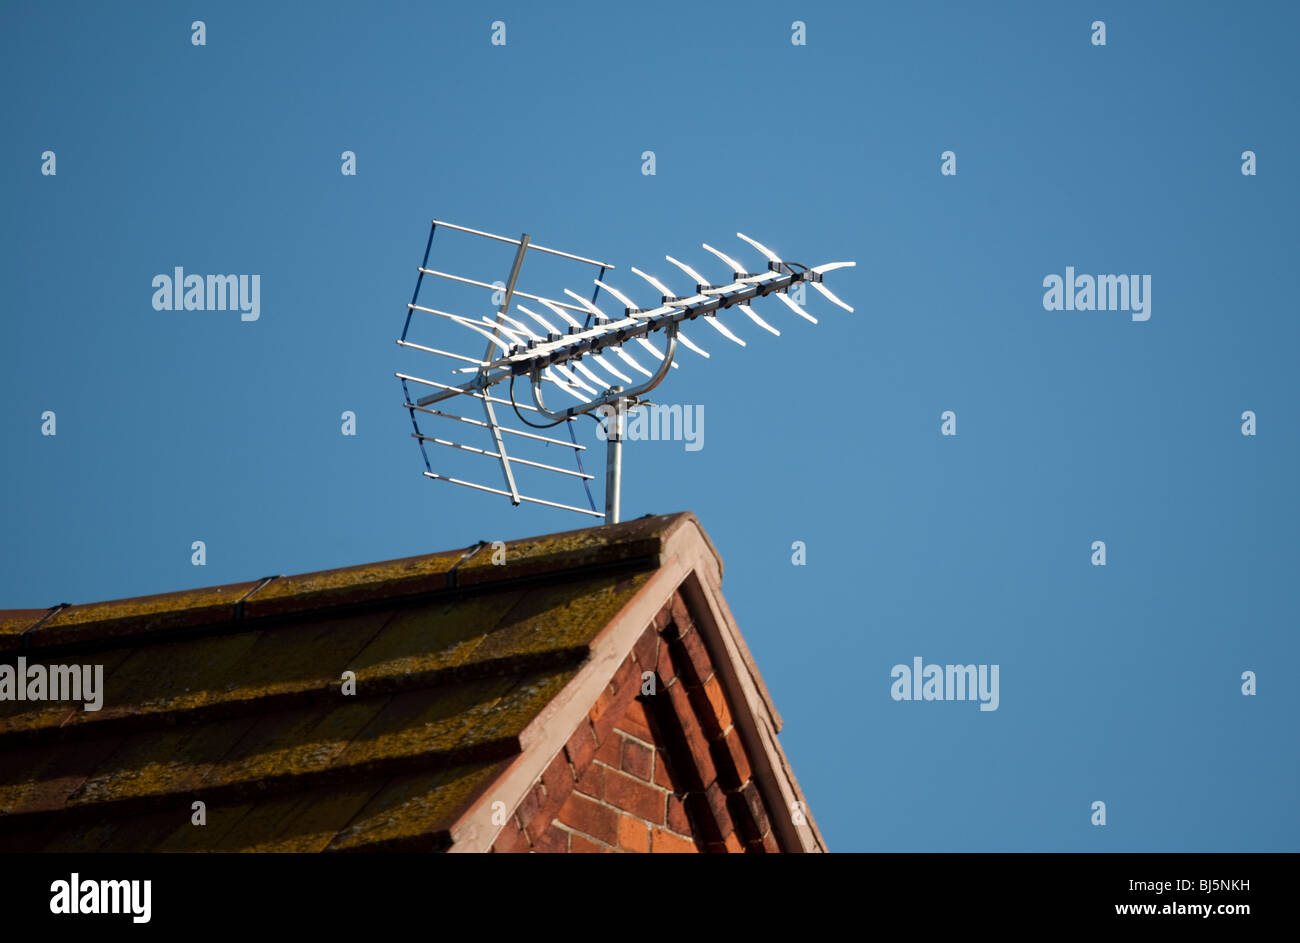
[490,591,782,853]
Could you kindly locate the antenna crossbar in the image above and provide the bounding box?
[410,434,593,479]
[404,403,585,449]
[423,472,605,518]
[430,220,615,269]
[417,270,592,316]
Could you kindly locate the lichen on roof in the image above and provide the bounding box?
[0,514,692,852]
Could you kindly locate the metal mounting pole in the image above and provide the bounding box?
[604,388,626,523]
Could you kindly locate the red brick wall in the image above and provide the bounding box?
[490,591,782,853]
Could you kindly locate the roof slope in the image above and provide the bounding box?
[0,513,823,852]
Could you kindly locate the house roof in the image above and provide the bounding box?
[0,512,824,852]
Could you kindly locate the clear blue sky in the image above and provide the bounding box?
[2,1,1297,852]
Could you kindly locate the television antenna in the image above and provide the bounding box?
[396,219,854,523]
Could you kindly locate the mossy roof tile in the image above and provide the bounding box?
[21,580,264,651]
[0,513,700,851]
[0,609,48,646]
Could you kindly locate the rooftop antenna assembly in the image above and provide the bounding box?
[396,220,855,523]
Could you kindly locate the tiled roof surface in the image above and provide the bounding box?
[0,515,688,851]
